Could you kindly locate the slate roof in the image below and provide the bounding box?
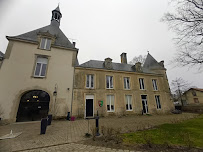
[79,60,134,71]
[0,51,4,59]
[54,6,61,12]
[6,6,75,50]
[77,53,166,74]
[6,24,75,50]
[143,53,165,70]
[77,60,158,74]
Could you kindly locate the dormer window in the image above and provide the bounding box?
[40,38,51,50]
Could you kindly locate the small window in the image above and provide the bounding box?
[155,95,161,109]
[152,79,158,90]
[40,38,51,50]
[124,77,130,89]
[107,95,115,112]
[125,95,132,111]
[139,78,145,90]
[86,74,94,88]
[34,57,48,77]
[106,76,113,89]
[194,98,199,103]
[192,91,197,96]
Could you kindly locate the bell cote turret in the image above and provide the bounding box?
[51,6,62,27]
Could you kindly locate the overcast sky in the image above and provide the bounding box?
[0,0,202,89]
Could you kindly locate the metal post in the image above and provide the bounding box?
[95,110,100,136]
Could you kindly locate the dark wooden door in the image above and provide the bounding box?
[86,99,93,117]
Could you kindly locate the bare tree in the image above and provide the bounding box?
[129,55,146,65]
[162,0,203,68]
[171,77,190,106]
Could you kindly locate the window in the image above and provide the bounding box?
[86,74,94,88]
[106,76,113,89]
[155,95,161,109]
[152,79,158,90]
[192,91,197,96]
[40,38,51,50]
[107,95,115,112]
[34,57,48,77]
[125,95,132,111]
[139,78,145,90]
[194,98,199,103]
[124,77,130,89]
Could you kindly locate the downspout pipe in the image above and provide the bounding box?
[70,50,78,117]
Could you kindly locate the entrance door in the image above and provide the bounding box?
[85,95,94,118]
[16,90,50,122]
[141,95,148,114]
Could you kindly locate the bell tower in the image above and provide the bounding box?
[51,5,62,27]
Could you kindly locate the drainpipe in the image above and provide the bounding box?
[70,51,78,117]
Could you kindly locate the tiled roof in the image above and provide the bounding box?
[6,24,76,50]
[190,88,203,92]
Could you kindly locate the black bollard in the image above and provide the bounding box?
[47,114,52,125]
[67,112,70,120]
[95,111,100,136]
[40,118,48,134]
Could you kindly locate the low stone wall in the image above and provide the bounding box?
[182,105,203,113]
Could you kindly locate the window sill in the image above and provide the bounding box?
[106,88,114,90]
[32,76,46,79]
[107,111,115,112]
[126,110,133,111]
[124,89,131,90]
[86,88,95,90]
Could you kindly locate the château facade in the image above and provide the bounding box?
[0,6,174,123]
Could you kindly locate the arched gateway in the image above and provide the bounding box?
[16,90,50,122]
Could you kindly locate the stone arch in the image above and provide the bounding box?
[9,86,53,122]
[16,89,50,122]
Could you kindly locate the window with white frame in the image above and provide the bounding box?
[125,95,132,111]
[152,79,158,90]
[34,57,48,77]
[86,74,94,88]
[139,78,145,90]
[106,75,113,89]
[40,38,51,50]
[124,77,130,89]
[155,95,161,109]
[107,95,114,112]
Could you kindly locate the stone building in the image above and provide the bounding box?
[0,6,174,123]
[0,6,78,123]
[73,53,174,118]
[183,88,203,105]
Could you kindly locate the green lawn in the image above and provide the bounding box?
[123,114,203,148]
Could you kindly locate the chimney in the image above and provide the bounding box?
[159,60,164,67]
[73,42,76,47]
[104,57,113,69]
[120,53,127,64]
[135,62,142,72]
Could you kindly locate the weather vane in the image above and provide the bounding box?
[147,50,149,53]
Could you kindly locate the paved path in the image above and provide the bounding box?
[0,113,198,152]
[17,143,139,152]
